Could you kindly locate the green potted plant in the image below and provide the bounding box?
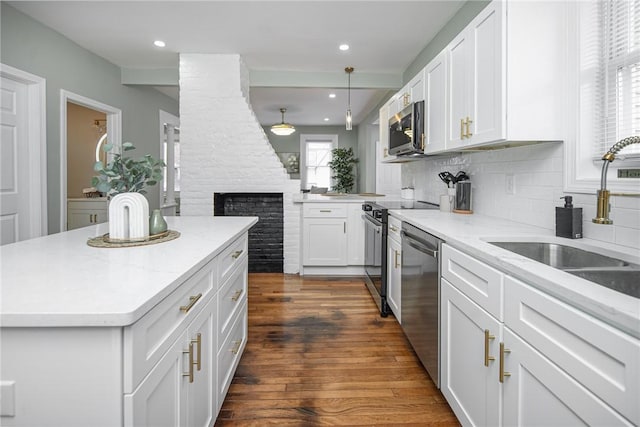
[92,142,165,196]
[328,147,358,193]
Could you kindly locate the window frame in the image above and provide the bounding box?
[299,134,338,191]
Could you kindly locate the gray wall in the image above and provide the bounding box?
[403,1,491,84]
[1,4,179,234]
[263,125,360,191]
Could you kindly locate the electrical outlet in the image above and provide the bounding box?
[505,173,515,195]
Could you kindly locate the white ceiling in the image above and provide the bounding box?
[9,1,465,125]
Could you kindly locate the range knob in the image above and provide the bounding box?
[362,204,373,211]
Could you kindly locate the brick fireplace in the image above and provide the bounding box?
[178,54,301,273]
[214,192,283,273]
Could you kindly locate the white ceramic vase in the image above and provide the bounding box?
[108,192,149,240]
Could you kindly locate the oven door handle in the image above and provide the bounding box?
[362,214,382,229]
[402,231,438,258]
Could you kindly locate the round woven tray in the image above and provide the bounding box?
[87,230,180,248]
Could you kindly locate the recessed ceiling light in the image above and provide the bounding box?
[154,40,166,48]
[339,44,349,51]
[329,93,336,98]
[324,118,330,121]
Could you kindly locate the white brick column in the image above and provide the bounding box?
[179,54,300,273]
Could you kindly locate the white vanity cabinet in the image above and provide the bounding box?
[445,0,567,150]
[67,198,108,230]
[386,216,402,321]
[440,243,640,426]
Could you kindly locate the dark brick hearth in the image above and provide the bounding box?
[214,193,283,273]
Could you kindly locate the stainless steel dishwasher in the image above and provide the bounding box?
[401,222,442,387]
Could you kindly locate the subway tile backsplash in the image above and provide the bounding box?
[402,142,639,250]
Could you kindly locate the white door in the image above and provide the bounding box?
[1,76,30,245]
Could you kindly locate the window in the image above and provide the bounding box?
[300,134,338,190]
[162,126,180,192]
[594,0,640,157]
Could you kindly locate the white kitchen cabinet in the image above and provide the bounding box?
[445,0,567,150]
[502,328,633,426]
[124,293,216,427]
[302,218,347,265]
[67,198,108,230]
[441,278,502,427]
[379,101,394,162]
[347,203,365,265]
[0,225,252,427]
[423,51,447,154]
[386,216,402,321]
[441,242,639,426]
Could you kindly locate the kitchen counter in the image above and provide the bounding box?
[391,210,640,338]
[293,193,400,203]
[0,216,257,327]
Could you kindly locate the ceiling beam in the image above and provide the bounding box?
[121,67,402,90]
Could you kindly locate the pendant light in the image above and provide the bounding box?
[270,108,296,136]
[345,66,354,131]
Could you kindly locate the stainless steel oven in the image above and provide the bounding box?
[362,210,387,315]
[362,200,439,317]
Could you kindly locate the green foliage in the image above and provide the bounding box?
[91,142,166,195]
[328,147,358,193]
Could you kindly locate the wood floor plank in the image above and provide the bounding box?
[215,273,459,426]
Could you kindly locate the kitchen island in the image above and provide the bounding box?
[0,216,257,426]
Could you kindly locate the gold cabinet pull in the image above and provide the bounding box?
[499,342,511,383]
[231,250,244,259]
[344,221,347,233]
[484,329,495,367]
[389,225,398,233]
[465,117,473,138]
[183,342,195,383]
[193,333,201,371]
[231,289,243,302]
[319,209,332,213]
[460,118,465,139]
[179,293,202,313]
[384,148,389,158]
[231,338,243,355]
[420,133,425,151]
[394,250,400,269]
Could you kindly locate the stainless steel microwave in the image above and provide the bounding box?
[388,100,425,156]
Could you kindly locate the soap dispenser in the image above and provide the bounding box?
[556,196,582,239]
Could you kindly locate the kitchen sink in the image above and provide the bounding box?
[488,241,629,269]
[488,241,640,299]
[566,269,640,298]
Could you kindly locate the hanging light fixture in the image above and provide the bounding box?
[270,108,296,136]
[345,66,354,131]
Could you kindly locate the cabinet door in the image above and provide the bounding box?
[446,28,472,150]
[386,236,401,322]
[346,204,365,265]
[124,330,188,427]
[408,70,425,103]
[502,328,632,426]
[302,218,347,265]
[187,295,217,427]
[468,1,504,146]
[379,103,392,160]
[67,209,107,230]
[441,278,501,427]
[424,51,447,154]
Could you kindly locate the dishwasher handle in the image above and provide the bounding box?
[402,231,439,258]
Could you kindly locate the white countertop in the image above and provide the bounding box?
[391,210,640,339]
[0,216,257,328]
[293,193,401,203]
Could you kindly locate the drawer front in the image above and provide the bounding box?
[219,234,248,285]
[303,203,347,218]
[218,262,248,340]
[388,215,402,243]
[441,244,503,320]
[505,276,640,425]
[124,259,217,393]
[217,301,247,410]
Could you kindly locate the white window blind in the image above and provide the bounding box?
[595,0,640,157]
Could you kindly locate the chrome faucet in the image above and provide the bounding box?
[593,135,640,224]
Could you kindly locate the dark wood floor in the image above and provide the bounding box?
[215,273,459,426]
